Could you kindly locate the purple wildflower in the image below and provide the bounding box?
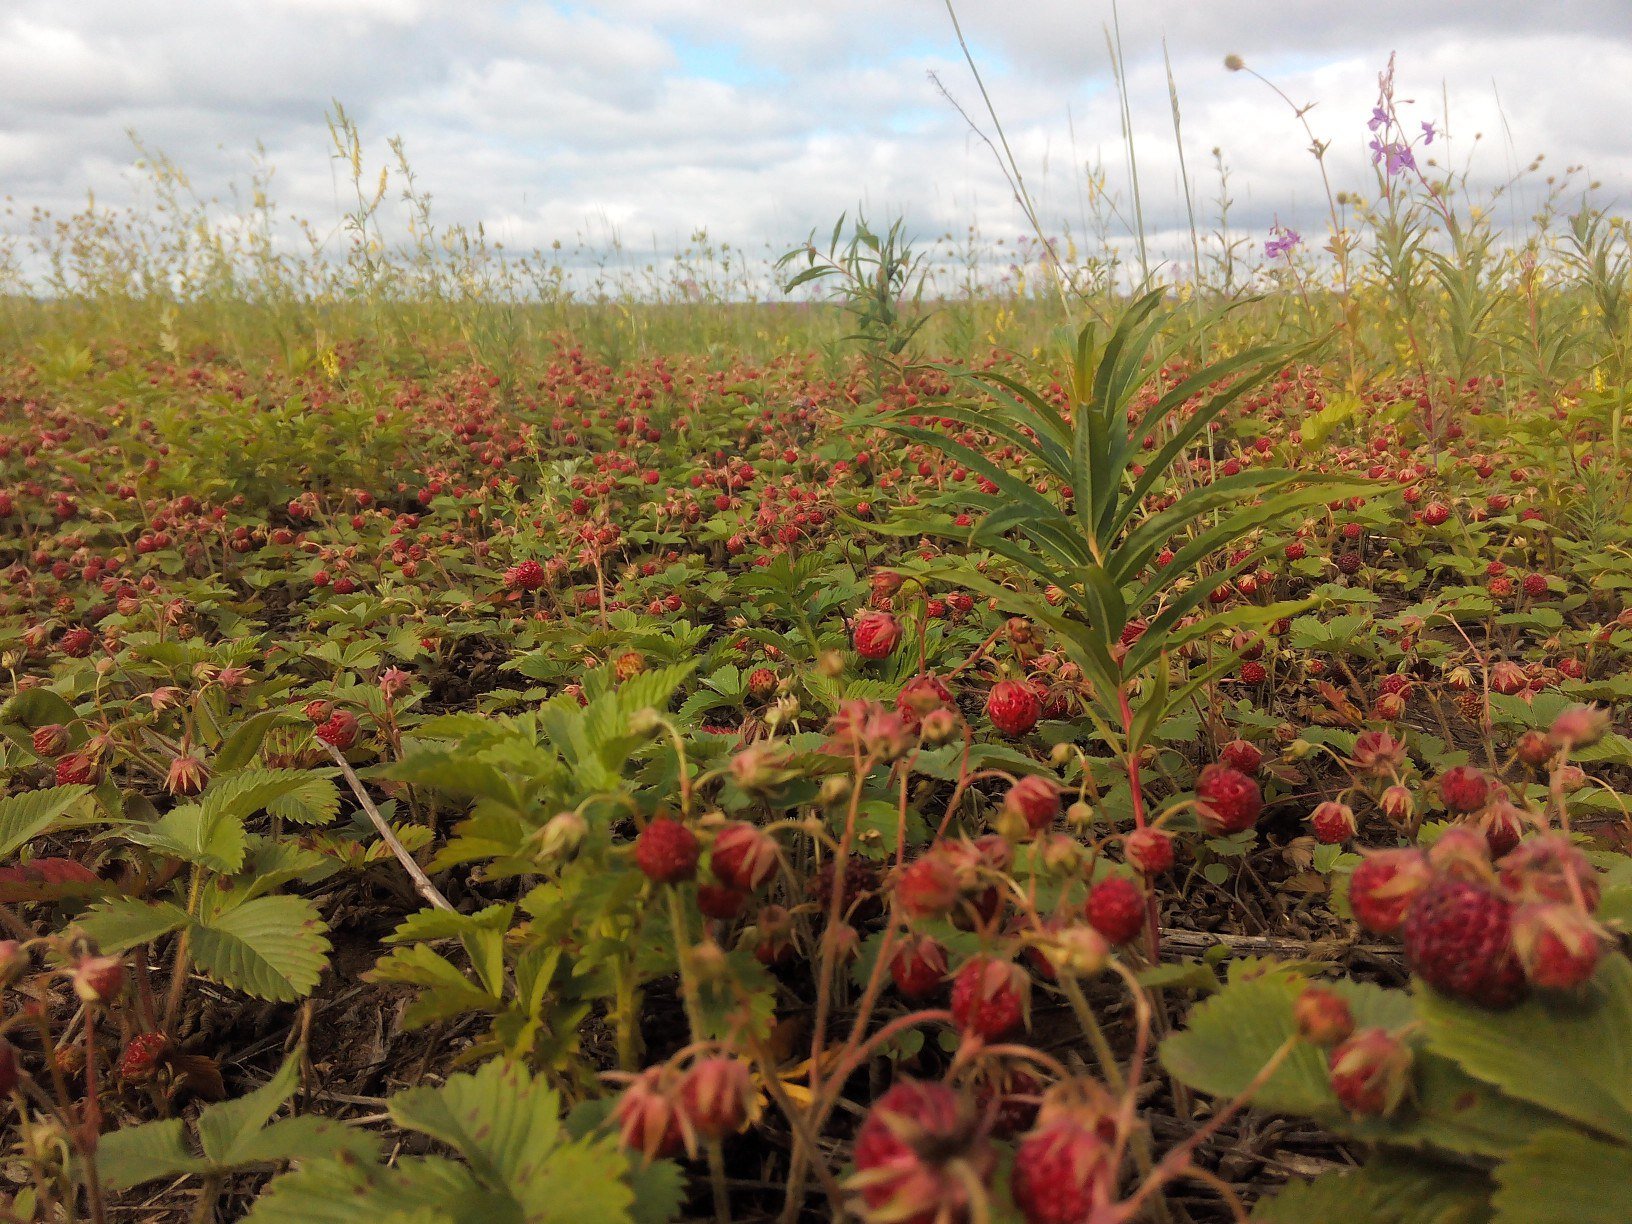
[1420,120,1436,145]
[1264,226,1302,260]
[1368,105,1389,132]
[1370,138,1416,176]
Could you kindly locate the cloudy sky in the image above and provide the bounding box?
[2,0,1629,283]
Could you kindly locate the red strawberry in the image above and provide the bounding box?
[986,680,1041,738]
[1327,1028,1413,1117]
[71,955,125,1005]
[1348,848,1433,935]
[678,1056,754,1141]
[1219,738,1263,775]
[889,935,949,1000]
[895,850,960,920]
[711,821,778,892]
[1001,775,1060,837]
[1522,573,1549,598]
[1512,903,1604,989]
[56,751,102,786]
[897,673,954,723]
[950,957,1028,1040]
[696,883,748,920]
[1437,765,1490,814]
[117,1032,169,1081]
[1402,877,1527,1007]
[315,709,359,749]
[1194,763,1262,835]
[746,667,777,701]
[849,1079,994,1224]
[634,817,699,884]
[1124,828,1174,875]
[503,559,546,591]
[969,1063,1042,1138]
[1009,1117,1111,1224]
[1310,800,1357,845]
[853,610,902,660]
[1498,834,1600,909]
[613,1066,685,1160]
[31,724,68,758]
[1084,877,1145,946]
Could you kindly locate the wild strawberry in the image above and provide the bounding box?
[1471,797,1531,858]
[1351,729,1407,774]
[1426,825,1494,878]
[71,954,125,1005]
[1498,834,1600,909]
[1421,500,1451,526]
[1549,704,1609,751]
[678,1056,754,1141]
[1284,540,1307,561]
[1490,661,1528,696]
[31,724,69,758]
[950,957,1029,1040]
[58,626,95,657]
[849,1079,994,1224]
[746,667,777,701]
[711,821,778,892]
[1026,923,1110,981]
[613,650,646,682]
[853,610,902,660]
[1009,1117,1111,1224]
[1512,903,1605,990]
[1378,673,1412,699]
[1327,1028,1413,1117]
[1522,573,1549,598]
[1437,765,1490,814]
[315,709,359,749]
[1124,827,1174,875]
[986,680,1041,738]
[1219,738,1263,775]
[1310,800,1357,845]
[751,904,796,966]
[1194,763,1262,835]
[897,673,954,722]
[808,855,882,920]
[1238,660,1268,684]
[55,751,101,786]
[634,817,699,884]
[1348,848,1433,935]
[1336,551,1362,575]
[895,850,960,920]
[1085,877,1145,945]
[1515,729,1555,768]
[1293,986,1354,1046]
[889,935,949,1000]
[165,754,209,797]
[612,1066,685,1160]
[1402,877,1526,1007]
[969,1063,1042,1138]
[1379,784,1414,825]
[697,883,748,920]
[1001,775,1060,837]
[117,1032,169,1081]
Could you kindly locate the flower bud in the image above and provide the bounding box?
[71,955,126,1006]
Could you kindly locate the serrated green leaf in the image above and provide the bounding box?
[0,784,92,860]
[76,897,189,953]
[95,1118,209,1189]
[1253,1152,1492,1223]
[1418,953,1632,1141]
[1490,1129,1632,1223]
[247,1155,482,1224]
[188,895,330,1001]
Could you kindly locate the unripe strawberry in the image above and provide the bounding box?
[849,1079,994,1224]
[678,1056,755,1141]
[895,850,960,920]
[1010,1117,1111,1224]
[1426,825,1493,879]
[985,680,1041,738]
[1471,797,1531,858]
[302,699,332,724]
[1085,877,1145,946]
[897,673,954,722]
[1001,775,1060,837]
[315,709,359,749]
[1029,924,1110,980]
[1194,763,1262,835]
[1351,729,1407,774]
[919,707,959,745]
[1348,848,1433,935]
[950,957,1029,1040]
[1512,903,1605,990]
[1403,878,1526,1007]
[1437,765,1490,815]
[852,610,902,660]
[1219,738,1263,775]
[1125,827,1174,875]
[746,667,777,702]
[1327,1028,1413,1117]
[31,724,69,758]
[612,1066,685,1160]
[1549,704,1609,751]
[634,817,699,884]
[1310,801,1357,845]
[165,754,209,797]
[1490,661,1528,696]
[71,954,125,1005]
[1294,986,1354,1046]
[711,821,778,892]
[889,935,949,1000]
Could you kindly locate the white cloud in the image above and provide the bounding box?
[1,0,1628,290]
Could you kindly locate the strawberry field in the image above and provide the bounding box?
[4,92,1632,1224]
